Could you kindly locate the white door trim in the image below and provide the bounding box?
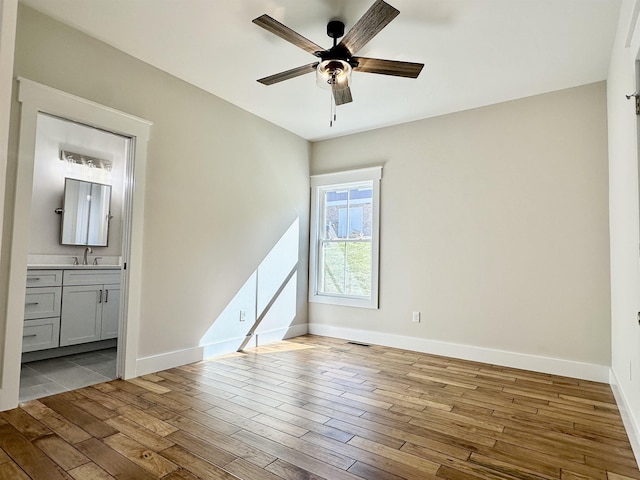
[0,78,152,411]
[0,0,18,266]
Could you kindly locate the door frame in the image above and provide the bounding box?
[0,0,18,269]
[0,78,151,410]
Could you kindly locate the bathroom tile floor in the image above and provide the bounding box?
[19,347,117,402]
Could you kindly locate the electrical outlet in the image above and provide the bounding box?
[412,311,420,323]
[239,310,246,322]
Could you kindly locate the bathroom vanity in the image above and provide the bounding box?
[24,265,121,354]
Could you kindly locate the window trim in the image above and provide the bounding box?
[309,166,382,309]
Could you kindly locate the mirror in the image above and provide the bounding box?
[60,178,112,246]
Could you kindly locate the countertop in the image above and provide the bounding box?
[28,264,122,270]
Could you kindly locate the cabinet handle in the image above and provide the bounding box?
[22,334,37,338]
[99,290,103,304]
[27,277,41,281]
[25,302,39,306]
[105,289,109,303]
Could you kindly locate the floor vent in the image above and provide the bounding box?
[347,341,370,347]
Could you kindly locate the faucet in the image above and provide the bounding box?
[83,246,92,265]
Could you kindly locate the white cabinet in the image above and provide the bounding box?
[23,270,62,353]
[100,285,121,339]
[24,286,61,320]
[25,269,63,288]
[24,267,121,351]
[60,270,121,347]
[60,285,101,345]
[22,318,61,353]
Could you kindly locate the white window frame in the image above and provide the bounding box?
[309,166,382,309]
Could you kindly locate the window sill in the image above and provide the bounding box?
[309,293,378,309]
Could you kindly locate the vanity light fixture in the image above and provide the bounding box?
[59,150,112,171]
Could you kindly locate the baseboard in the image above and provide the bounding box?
[135,321,608,382]
[21,339,117,363]
[610,368,640,467]
[135,323,308,377]
[307,324,610,382]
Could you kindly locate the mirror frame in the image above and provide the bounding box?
[60,177,112,247]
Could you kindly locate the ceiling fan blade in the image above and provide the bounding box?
[253,14,324,56]
[332,84,353,105]
[338,0,399,55]
[257,63,319,86]
[353,57,424,78]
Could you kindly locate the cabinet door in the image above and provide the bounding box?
[60,285,102,346]
[101,285,120,340]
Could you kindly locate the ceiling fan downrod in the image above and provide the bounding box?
[327,20,345,48]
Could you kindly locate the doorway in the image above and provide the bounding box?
[19,113,129,401]
[0,78,151,411]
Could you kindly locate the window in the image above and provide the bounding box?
[309,166,381,308]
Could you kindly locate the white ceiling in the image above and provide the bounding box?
[21,0,621,142]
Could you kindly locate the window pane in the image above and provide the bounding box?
[323,186,372,240]
[322,241,346,294]
[345,241,371,296]
[320,240,371,297]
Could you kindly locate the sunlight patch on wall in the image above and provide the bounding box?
[199,218,300,358]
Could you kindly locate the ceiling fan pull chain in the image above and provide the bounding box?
[329,72,338,127]
[330,91,335,127]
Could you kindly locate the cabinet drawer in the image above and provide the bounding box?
[22,317,60,353]
[63,270,121,286]
[24,286,61,320]
[26,269,63,287]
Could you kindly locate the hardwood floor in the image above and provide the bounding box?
[0,334,637,480]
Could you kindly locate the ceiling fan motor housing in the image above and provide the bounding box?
[327,20,345,40]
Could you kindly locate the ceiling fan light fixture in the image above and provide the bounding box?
[316,59,352,91]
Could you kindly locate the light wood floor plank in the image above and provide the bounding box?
[33,434,90,471]
[160,445,240,480]
[74,437,158,480]
[0,460,31,480]
[165,424,275,468]
[163,429,237,467]
[1,407,52,440]
[102,432,178,477]
[39,397,117,439]
[115,405,178,437]
[231,429,361,480]
[104,415,175,451]
[0,423,69,480]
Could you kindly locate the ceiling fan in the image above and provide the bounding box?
[253,0,424,107]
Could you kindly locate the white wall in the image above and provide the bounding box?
[607,0,640,461]
[3,6,309,380]
[310,82,611,380]
[29,113,126,259]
